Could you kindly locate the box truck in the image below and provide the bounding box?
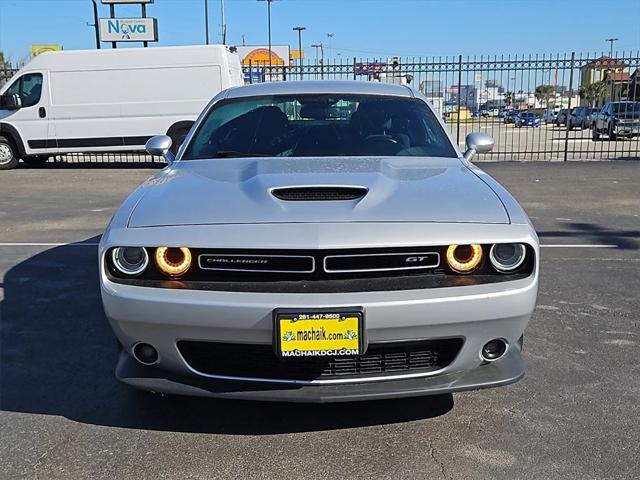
[0,45,244,169]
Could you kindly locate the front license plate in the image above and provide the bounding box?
[274,309,364,358]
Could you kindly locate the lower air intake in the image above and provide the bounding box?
[178,338,463,381]
[272,186,368,201]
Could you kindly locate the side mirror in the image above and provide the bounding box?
[145,135,175,165]
[0,93,22,110]
[463,132,494,161]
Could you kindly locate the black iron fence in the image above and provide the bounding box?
[2,50,639,164]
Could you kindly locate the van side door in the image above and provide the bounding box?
[0,72,52,156]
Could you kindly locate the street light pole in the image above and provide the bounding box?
[605,38,619,58]
[312,43,324,79]
[204,0,210,45]
[257,0,278,79]
[293,26,306,80]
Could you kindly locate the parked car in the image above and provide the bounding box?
[591,101,640,141]
[515,111,541,128]
[0,45,244,170]
[503,110,518,124]
[543,108,560,124]
[568,107,593,130]
[555,108,569,126]
[100,81,539,402]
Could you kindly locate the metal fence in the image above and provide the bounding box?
[2,50,639,164]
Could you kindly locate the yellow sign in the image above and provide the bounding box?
[290,49,304,60]
[241,47,286,66]
[31,44,62,57]
[277,313,361,357]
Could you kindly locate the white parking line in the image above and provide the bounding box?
[0,243,620,248]
[540,244,619,248]
[0,242,100,247]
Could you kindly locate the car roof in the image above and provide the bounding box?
[224,80,415,99]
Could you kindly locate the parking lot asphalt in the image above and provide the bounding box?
[0,162,638,479]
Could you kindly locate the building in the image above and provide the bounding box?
[580,55,627,87]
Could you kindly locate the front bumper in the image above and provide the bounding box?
[102,272,537,401]
[116,347,525,402]
[615,124,640,135]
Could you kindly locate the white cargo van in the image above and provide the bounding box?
[0,45,244,169]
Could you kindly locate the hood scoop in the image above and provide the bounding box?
[271,186,368,201]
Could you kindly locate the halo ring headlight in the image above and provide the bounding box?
[489,243,526,273]
[111,247,149,276]
[155,247,192,277]
[446,244,483,274]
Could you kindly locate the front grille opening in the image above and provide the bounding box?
[178,338,463,381]
[272,186,368,201]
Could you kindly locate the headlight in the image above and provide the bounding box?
[155,247,192,277]
[446,244,483,274]
[111,247,149,276]
[489,243,526,273]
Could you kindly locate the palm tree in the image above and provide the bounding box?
[579,81,608,108]
[534,84,555,108]
[503,91,514,107]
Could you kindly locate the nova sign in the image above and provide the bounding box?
[99,18,158,42]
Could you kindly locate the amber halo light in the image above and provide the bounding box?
[446,244,483,274]
[155,247,192,277]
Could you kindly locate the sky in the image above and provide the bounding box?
[0,0,639,62]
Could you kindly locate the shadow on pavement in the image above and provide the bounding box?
[537,221,639,250]
[0,239,453,434]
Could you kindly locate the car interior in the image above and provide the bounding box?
[184,95,457,159]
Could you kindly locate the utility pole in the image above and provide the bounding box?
[91,0,101,49]
[204,0,210,45]
[605,38,619,57]
[326,32,334,61]
[220,0,226,44]
[293,26,306,80]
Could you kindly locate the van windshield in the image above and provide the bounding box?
[182,94,457,159]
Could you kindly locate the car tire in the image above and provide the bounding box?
[592,126,600,141]
[22,155,50,167]
[0,136,19,170]
[608,123,617,141]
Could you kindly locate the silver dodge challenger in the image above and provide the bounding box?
[100,81,539,402]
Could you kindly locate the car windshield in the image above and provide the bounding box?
[183,94,457,159]
[521,113,535,118]
[612,102,640,113]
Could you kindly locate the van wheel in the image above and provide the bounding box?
[22,155,50,167]
[0,136,19,170]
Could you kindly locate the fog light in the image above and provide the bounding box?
[132,342,159,365]
[481,339,507,361]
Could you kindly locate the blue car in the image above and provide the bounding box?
[515,112,541,128]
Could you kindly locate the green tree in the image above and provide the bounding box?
[579,81,608,108]
[534,84,556,108]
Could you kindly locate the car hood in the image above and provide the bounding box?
[128,157,509,227]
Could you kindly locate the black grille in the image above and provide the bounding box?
[177,339,463,381]
[272,186,368,201]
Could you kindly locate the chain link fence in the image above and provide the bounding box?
[2,50,639,165]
